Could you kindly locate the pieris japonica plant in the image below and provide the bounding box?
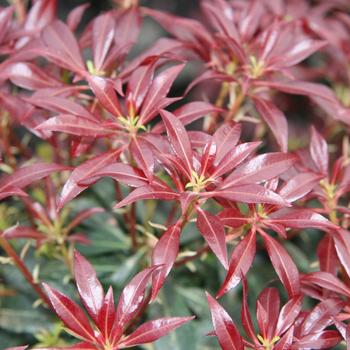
[1,0,350,349]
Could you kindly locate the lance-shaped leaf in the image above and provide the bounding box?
[41,20,85,73]
[118,317,194,348]
[67,3,90,32]
[140,64,185,124]
[160,110,193,178]
[196,208,228,269]
[217,229,256,297]
[42,283,96,342]
[73,251,104,323]
[115,266,159,329]
[0,186,28,200]
[78,162,148,188]
[97,286,116,340]
[151,223,181,300]
[310,126,328,175]
[36,115,114,137]
[301,272,350,298]
[130,137,154,179]
[259,230,300,297]
[114,183,179,209]
[0,6,13,44]
[300,299,345,337]
[206,293,244,350]
[4,62,61,90]
[276,296,302,335]
[293,330,342,349]
[256,288,280,340]
[58,149,121,210]
[220,153,297,189]
[333,229,350,278]
[32,342,96,350]
[3,225,46,241]
[88,76,123,117]
[213,122,241,164]
[268,208,336,230]
[204,184,289,206]
[278,172,322,202]
[273,326,294,350]
[0,162,69,195]
[253,96,288,152]
[317,235,339,275]
[92,13,115,72]
[218,208,248,228]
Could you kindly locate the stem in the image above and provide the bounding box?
[129,202,138,251]
[0,235,50,306]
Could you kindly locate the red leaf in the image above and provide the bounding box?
[66,207,104,232]
[114,183,179,209]
[130,137,154,179]
[43,283,96,342]
[78,162,148,188]
[220,153,297,189]
[293,330,342,349]
[115,266,159,330]
[36,115,114,137]
[0,163,69,194]
[300,298,345,336]
[268,208,336,230]
[253,97,288,152]
[160,110,193,178]
[58,150,121,210]
[140,64,185,124]
[118,317,194,348]
[310,126,328,175]
[73,251,104,323]
[3,225,46,241]
[196,208,228,269]
[317,235,339,275]
[67,3,90,32]
[213,122,241,165]
[276,296,302,335]
[151,223,181,300]
[205,184,289,206]
[301,271,350,298]
[41,20,85,73]
[278,172,322,202]
[92,13,115,71]
[212,141,261,178]
[333,229,350,278]
[259,230,300,297]
[87,76,123,117]
[97,286,116,340]
[256,288,280,340]
[217,230,256,297]
[206,293,244,350]
[218,208,248,228]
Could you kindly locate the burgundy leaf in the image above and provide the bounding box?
[259,230,300,297]
[276,296,303,335]
[273,326,294,350]
[118,317,194,348]
[67,3,90,32]
[205,184,289,206]
[302,272,350,298]
[218,208,249,228]
[0,163,69,194]
[115,266,159,330]
[333,229,350,278]
[217,230,256,297]
[130,137,154,179]
[3,225,46,241]
[278,172,322,202]
[73,251,104,323]
[292,330,342,349]
[140,64,185,124]
[196,208,228,269]
[253,96,288,152]
[114,183,179,209]
[43,283,96,342]
[97,286,116,340]
[220,153,297,188]
[206,293,244,350]
[151,223,181,300]
[310,126,328,175]
[268,208,336,230]
[160,110,193,178]
[36,115,114,137]
[317,235,339,275]
[87,76,123,117]
[58,149,121,210]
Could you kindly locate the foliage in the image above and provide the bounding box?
[1,0,350,349]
